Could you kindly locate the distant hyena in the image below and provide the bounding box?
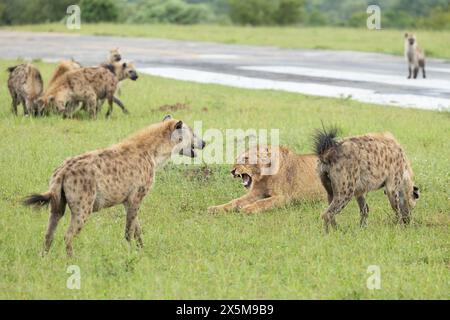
[7,63,44,116]
[404,32,426,79]
[39,62,138,118]
[23,115,205,257]
[314,128,419,232]
[107,48,122,63]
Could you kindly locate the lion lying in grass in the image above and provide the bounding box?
[208,146,326,214]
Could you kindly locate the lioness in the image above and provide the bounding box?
[208,146,326,214]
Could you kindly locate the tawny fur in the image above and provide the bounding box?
[7,63,44,116]
[23,116,205,257]
[404,32,426,79]
[47,60,82,89]
[314,129,419,233]
[38,62,137,118]
[208,146,326,214]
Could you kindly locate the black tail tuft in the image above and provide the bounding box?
[7,65,18,73]
[313,125,339,158]
[22,193,51,208]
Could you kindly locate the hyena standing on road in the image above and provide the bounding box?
[314,128,419,233]
[23,116,205,257]
[404,32,426,79]
[7,63,44,116]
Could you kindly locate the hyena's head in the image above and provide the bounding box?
[231,146,279,189]
[114,61,138,81]
[405,33,416,46]
[108,48,122,63]
[163,115,205,158]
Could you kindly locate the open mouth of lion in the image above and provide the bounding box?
[240,173,252,188]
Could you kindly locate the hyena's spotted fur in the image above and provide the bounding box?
[23,116,205,257]
[7,63,44,116]
[404,33,426,79]
[314,129,419,233]
[107,48,122,64]
[39,62,138,118]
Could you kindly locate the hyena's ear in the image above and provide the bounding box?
[413,186,420,199]
[122,62,127,68]
[163,114,172,121]
[174,120,183,130]
[404,32,409,38]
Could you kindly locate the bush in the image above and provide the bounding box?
[228,0,303,26]
[79,0,119,23]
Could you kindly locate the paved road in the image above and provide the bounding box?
[1,30,449,110]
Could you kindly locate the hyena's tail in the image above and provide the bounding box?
[22,193,53,207]
[313,125,339,164]
[23,170,65,211]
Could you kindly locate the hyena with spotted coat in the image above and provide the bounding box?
[314,129,419,233]
[39,61,137,118]
[7,63,44,116]
[23,116,205,257]
[404,32,426,79]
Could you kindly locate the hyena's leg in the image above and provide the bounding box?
[25,99,35,117]
[320,172,333,205]
[113,96,129,114]
[208,193,261,214]
[105,94,115,118]
[133,217,144,248]
[10,93,18,115]
[241,196,285,214]
[420,61,426,79]
[407,66,412,79]
[321,194,353,233]
[385,176,411,224]
[124,190,147,246]
[20,97,29,116]
[85,95,98,120]
[413,67,419,79]
[357,196,369,227]
[43,197,67,255]
[64,189,95,257]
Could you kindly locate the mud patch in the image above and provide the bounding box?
[158,103,190,112]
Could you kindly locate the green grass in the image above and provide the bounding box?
[0,59,449,299]
[5,23,450,59]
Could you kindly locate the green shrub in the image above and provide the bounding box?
[79,0,119,23]
[129,0,214,24]
[228,0,303,25]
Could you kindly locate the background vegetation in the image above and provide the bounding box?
[0,0,449,28]
[0,59,448,299]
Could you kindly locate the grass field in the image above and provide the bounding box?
[5,23,450,60]
[0,59,449,299]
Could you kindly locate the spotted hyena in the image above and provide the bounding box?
[23,115,205,257]
[7,63,44,116]
[314,128,419,232]
[404,32,426,79]
[107,48,122,63]
[38,61,138,118]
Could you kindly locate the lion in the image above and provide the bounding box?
[208,145,327,214]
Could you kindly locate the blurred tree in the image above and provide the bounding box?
[128,0,214,24]
[228,0,277,25]
[275,0,304,25]
[228,0,303,25]
[79,0,119,22]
